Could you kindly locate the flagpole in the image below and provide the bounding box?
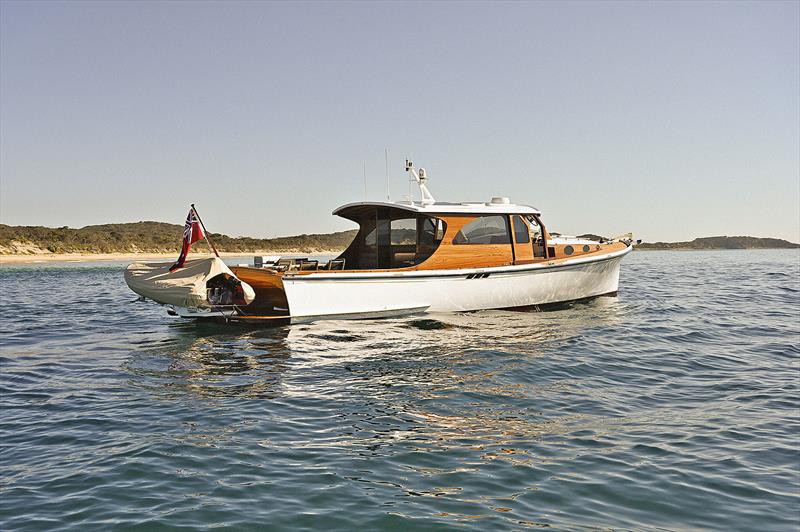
[190,203,220,258]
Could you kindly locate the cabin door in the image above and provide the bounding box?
[527,216,546,258]
[511,215,534,263]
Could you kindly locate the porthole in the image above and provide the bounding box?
[583,245,590,252]
[564,245,574,256]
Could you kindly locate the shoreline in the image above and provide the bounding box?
[2,247,797,265]
[0,250,344,265]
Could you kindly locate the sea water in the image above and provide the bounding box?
[1,250,798,530]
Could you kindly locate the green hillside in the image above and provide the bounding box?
[554,234,798,249]
[637,236,799,250]
[0,222,357,254]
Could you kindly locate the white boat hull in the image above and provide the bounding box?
[281,245,632,322]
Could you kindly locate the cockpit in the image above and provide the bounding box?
[335,205,446,270]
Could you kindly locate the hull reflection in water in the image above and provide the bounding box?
[127,297,622,402]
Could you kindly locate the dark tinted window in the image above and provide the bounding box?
[419,218,436,247]
[345,212,446,269]
[512,215,529,244]
[418,218,446,255]
[526,215,542,240]
[390,218,416,244]
[364,227,376,246]
[453,216,510,245]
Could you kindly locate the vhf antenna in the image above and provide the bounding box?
[385,148,389,201]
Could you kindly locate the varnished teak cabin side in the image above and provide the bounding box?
[232,213,626,278]
[416,216,513,270]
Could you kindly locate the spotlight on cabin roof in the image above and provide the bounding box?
[488,197,511,205]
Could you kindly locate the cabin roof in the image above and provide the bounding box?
[333,200,541,218]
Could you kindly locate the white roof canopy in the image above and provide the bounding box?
[333,200,541,218]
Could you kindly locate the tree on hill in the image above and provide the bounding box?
[0,222,358,254]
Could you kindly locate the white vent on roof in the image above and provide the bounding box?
[488,197,510,205]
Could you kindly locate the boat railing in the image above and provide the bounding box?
[269,258,346,272]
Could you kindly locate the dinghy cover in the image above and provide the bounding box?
[124,257,255,308]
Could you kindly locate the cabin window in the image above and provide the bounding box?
[364,227,376,246]
[391,218,417,245]
[387,215,446,267]
[340,210,447,269]
[452,215,510,245]
[376,210,392,268]
[526,215,546,258]
[358,217,378,268]
[389,217,417,267]
[512,215,530,244]
[419,218,445,247]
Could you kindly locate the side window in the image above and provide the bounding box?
[364,228,376,246]
[390,218,416,245]
[526,215,542,240]
[419,218,435,246]
[512,215,530,244]
[453,216,510,245]
[526,215,546,258]
[420,218,446,245]
[362,216,378,247]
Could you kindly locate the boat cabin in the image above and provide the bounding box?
[332,198,552,271]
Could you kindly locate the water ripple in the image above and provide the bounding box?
[1,251,798,530]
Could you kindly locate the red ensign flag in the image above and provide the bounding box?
[170,209,205,271]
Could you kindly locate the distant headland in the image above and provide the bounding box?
[631,236,800,250]
[0,222,797,263]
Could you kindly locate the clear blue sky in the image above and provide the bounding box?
[1,0,798,242]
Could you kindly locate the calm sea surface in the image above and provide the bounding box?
[1,250,798,531]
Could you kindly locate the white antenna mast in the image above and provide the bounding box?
[385,148,389,201]
[409,163,412,202]
[363,160,367,200]
[405,159,436,205]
